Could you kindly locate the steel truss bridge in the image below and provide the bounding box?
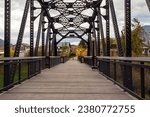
[0,0,149,100]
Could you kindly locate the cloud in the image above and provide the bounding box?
[0,0,150,45]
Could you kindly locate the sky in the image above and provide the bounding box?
[0,0,150,45]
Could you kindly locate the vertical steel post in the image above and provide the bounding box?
[106,0,110,56]
[45,22,50,57]
[49,29,51,57]
[87,32,92,56]
[30,0,34,56]
[125,0,131,57]
[93,22,98,56]
[96,8,101,56]
[35,13,43,56]
[124,0,133,91]
[140,62,145,99]
[97,7,106,56]
[53,33,57,56]
[105,0,110,77]
[4,0,11,87]
[42,16,45,56]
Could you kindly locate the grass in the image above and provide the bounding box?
[0,63,28,89]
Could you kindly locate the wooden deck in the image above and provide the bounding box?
[0,60,135,100]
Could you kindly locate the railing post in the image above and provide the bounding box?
[28,60,30,79]
[113,60,117,83]
[39,59,41,74]
[4,0,11,88]
[18,60,21,84]
[140,62,145,99]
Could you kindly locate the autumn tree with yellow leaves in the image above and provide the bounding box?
[76,40,88,57]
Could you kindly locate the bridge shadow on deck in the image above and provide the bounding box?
[0,60,135,100]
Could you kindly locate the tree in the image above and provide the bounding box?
[121,18,143,56]
[78,40,87,49]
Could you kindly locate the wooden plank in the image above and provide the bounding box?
[0,60,135,100]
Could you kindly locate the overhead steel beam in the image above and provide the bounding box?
[4,0,11,87]
[74,32,88,44]
[37,0,55,32]
[56,32,70,44]
[109,0,123,56]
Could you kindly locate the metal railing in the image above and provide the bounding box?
[61,56,69,63]
[97,57,150,99]
[46,56,61,68]
[78,57,84,63]
[84,56,93,66]
[0,57,45,91]
[0,56,63,92]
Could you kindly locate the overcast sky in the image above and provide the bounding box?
[0,0,150,45]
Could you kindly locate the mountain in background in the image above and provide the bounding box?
[142,25,150,42]
[0,39,4,48]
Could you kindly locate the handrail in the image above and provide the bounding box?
[97,56,150,62]
[96,56,150,99]
[0,56,62,92]
[0,56,45,61]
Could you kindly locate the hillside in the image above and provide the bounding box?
[0,39,4,48]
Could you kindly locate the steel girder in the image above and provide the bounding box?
[93,21,98,56]
[106,0,110,56]
[87,32,92,56]
[45,22,50,56]
[146,0,150,11]
[42,16,45,56]
[9,0,30,84]
[14,0,30,57]
[51,33,57,56]
[124,0,133,91]
[4,0,11,87]
[97,7,106,56]
[125,0,131,57]
[30,0,34,56]
[109,0,123,56]
[35,13,43,56]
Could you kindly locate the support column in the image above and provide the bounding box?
[87,32,92,56]
[97,7,106,56]
[53,33,57,56]
[125,0,131,57]
[49,29,52,56]
[4,0,11,87]
[104,0,110,77]
[45,22,50,56]
[93,21,97,56]
[106,0,110,56]
[30,0,34,56]
[124,0,133,91]
[42,16,45,56]
[35,13,43,56]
